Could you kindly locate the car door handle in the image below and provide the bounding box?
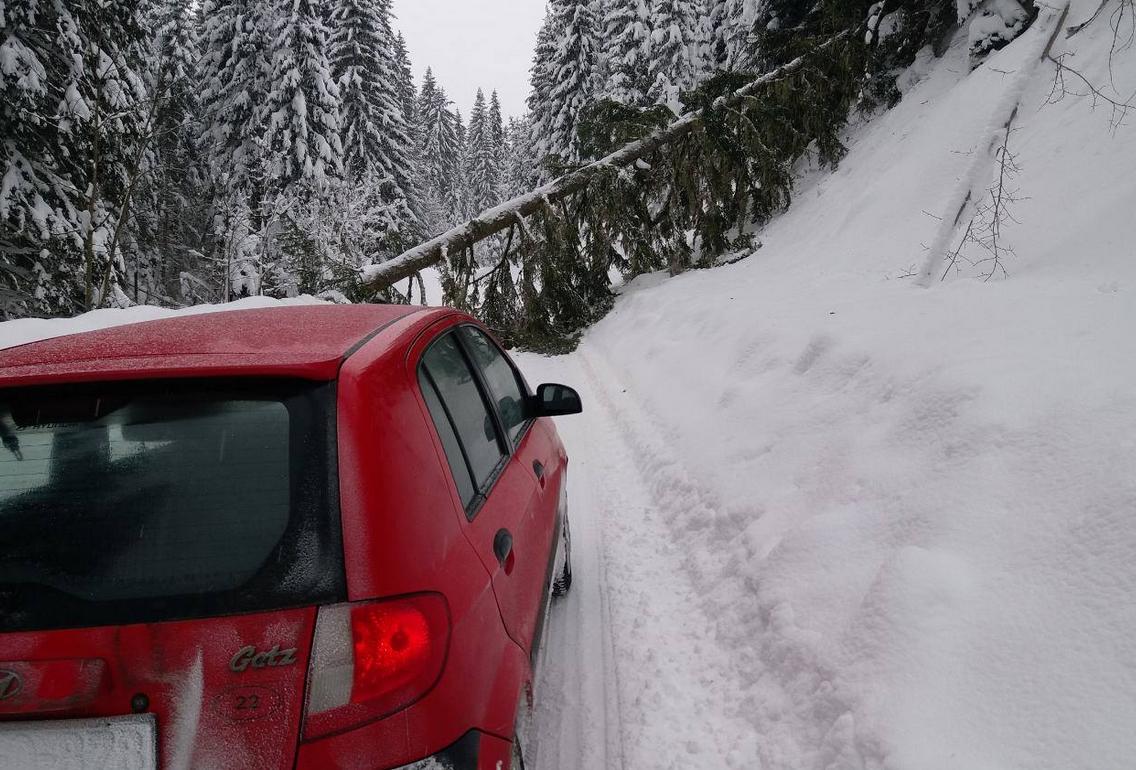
[494,529,515,574]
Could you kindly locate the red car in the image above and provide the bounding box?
[0,305,581,769]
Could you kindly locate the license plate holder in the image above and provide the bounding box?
[0,714,157,770]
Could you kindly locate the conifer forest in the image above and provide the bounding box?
[0,0,1038,350]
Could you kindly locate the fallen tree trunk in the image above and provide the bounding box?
[361,31,851,293]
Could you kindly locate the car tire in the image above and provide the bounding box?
[552,514,572,597]
[511,684,534,770]
[511,735,526,770]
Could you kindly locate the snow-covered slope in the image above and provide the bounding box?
[528,5,1136,769]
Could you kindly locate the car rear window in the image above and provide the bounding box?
[0,379,345,632]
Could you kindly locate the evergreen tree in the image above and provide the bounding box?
[453,107,469,220]
[393,33,418,129]
[390,31,425,229]
[417,70,461,235]
[198,0,270,297]
[0,0,84,315]
[327,0,418,257]
[466,89,500,215]
[0,0,153,312]
[529,0,600,170]
[68,0,153,307]
[139,0,211,305]
[705,0,731,70]
[599,0,653,106]
[646,0,707,110]
[527,12,556,133]
[717,0,762,70]
[526,13,556,177]
[488,90,507,200]
[329,0,409,181]
[262,0,343,195]
[503,116,540,198]
[199,0,267,202]
[259,0,344,294]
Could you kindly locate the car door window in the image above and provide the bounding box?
[418,370,477,507]
[420,334,506,500]
[460,327,529,446]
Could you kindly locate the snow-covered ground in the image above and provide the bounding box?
[521,7,1136,770]
[1,4,1132,768]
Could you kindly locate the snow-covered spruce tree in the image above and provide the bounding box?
[599,0,653,106]
[715,0,763,70]
[438,105,478,310]
[453,108,470,222]
[503,116,541,198]
[417,70,462,236]
[0,0,83,316]
[859,0,957,107]
[135,0,212,306]
[0,0,156,314]
[54,0,151,310]
[415,69,442,229]
[199,0,268,204]
[958,0,1036,68]
[528,0,600,172]
[646,0,709,110]
[392,32,423,217]
[465,89,508,274]
[262,0,342,196]
[705,0,731,69]
[393,33,418,129]
[526,12,555,149]
[487,91,507,200]
[199,0,271,296]
[260,0,344,295]
[467,89,501,215]
[327,0,418,262]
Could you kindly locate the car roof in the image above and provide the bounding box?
[0,305,447,388]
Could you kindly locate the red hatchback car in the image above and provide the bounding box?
[0,305,580,770]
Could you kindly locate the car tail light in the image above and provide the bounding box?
[302,594,450,740]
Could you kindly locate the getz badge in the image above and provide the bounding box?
[229,644,298,673]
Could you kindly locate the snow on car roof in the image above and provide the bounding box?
[0,303,433,386]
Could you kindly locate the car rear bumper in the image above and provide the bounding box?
[394,730,512,769]
[294,730,512,770]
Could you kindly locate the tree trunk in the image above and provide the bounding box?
[361,31,851,294]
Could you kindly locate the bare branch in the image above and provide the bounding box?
[941,128,1023,281]
[1067,0,1112,35]
[472,223,517,287]
[1045,52,1136,130]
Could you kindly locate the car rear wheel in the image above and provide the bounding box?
[510,683,534,770]
[552,513,572,597]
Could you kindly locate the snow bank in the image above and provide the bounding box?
[533,4,1136,767]
[0,295,327,352]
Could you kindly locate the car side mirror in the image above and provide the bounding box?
[526,383,583,418]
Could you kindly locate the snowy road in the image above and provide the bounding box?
[520,348,760,770]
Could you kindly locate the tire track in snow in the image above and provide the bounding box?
[529,354,626,770]
[570,346,760,769]
[576,339,868,770]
